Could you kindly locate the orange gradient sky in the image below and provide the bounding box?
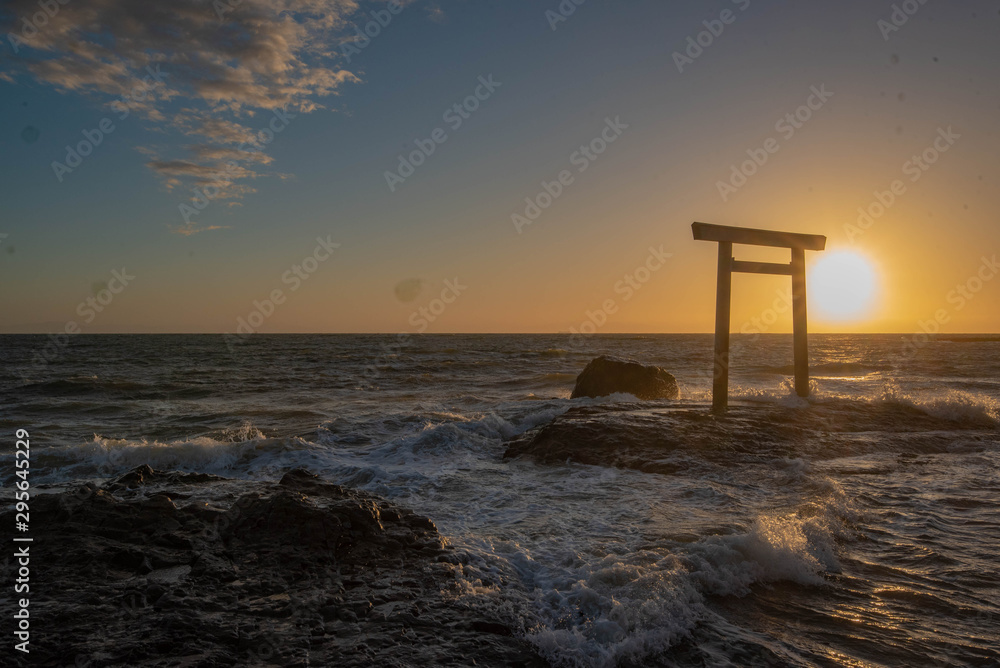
[1,1,998,334]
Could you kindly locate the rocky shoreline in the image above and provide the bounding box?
[2,466,545,667]
[7,357,997,667]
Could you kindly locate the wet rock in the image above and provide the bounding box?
[505,405,698,473]
[470,620,515,636]
[107,463,226,491]
[0,466,545,667]
[571,355,678,400]
[505,400,999,474]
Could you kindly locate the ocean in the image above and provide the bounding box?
[2,333,998,667]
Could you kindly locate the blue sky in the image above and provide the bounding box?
[1,0,999,333]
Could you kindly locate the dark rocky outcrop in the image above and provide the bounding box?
[504,404,769,474]
[504,401,997,474]
[570,356,678,400]
[104,463,227,492]
[0,467,544,668]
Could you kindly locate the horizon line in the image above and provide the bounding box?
[2,332,999,337]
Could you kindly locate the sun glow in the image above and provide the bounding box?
[809,250,879,321]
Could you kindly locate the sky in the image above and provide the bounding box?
[1,0,998,334]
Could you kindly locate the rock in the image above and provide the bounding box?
[505,401,990,474]
[470,620,515,636]
[503,402,844,473]
[107,463,227,491]
[0,465,546,667]
[570,355,678,400]
[504,405,697,473]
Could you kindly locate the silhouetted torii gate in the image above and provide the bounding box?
[692,222,827,413]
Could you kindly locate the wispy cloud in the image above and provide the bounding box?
[1,0,375,232]
[425,3,446,23]
[172,223,232,237]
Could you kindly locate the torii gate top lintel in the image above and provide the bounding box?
[692,222,827,413]
[692,222,826,251]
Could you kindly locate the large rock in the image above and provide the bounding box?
[571,355,678,400]
[504,404,771,474]
[504,401,990,474]
[0,466,545,668]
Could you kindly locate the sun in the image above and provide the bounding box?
[809,250,879,320]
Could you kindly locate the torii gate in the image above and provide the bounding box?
[692,222,827,413]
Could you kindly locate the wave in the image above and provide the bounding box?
[55,433,293,479]
[759,362,880,376]
[713,380,1000,428]
[442,480,853,668]
[11,389,664,485]
[14,380,996,492]
[868,385,998,426]
[686,509,843,597]
[10,400,580,486]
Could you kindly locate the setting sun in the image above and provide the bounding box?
[809,250,879,321]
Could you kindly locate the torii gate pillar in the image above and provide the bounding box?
[692,222,827,413]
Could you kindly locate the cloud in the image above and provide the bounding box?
[189,145,275,165]
[1,0,370,231]
[172,223,233,237]
[145,158,260,189]
[173,113,261,145]
[2,0,361,111]
[425,3,446,23]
